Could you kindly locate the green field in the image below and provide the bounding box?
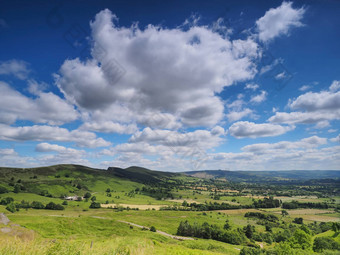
[0,165,339,254]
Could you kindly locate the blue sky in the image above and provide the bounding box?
[0,0,339,171]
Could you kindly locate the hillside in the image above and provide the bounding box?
[1,164,340,255]
[107,166,179,183]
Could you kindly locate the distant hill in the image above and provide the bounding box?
[0,164,180,187]
[0,164,104,178]
[107,166,179,184]
[1,164,339,186]
[183,170,340,183]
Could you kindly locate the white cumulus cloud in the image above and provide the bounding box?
[256,1,305,42]
[229,121,294,138]
[56,9,260,128]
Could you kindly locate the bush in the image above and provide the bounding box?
[31,201,45,209]
[150,226,156,232]
[89,202,101,209]
[84,192,91,199]
[176,220,246,245]
[239,247,263,255]
[62,201,68,205]
[45,202,65,210]
[13,184,21,193]
[6,203,17,213]
[0,197,14,205]
[0,186,8,194]
[224,219,231,230]
[17,200,30,208]
[313,237,340,252]
[289,229,312,250]
[293,217,303,224]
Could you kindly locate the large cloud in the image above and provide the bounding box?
[0,81,78,125]
[0,124,110,148]
[129,126,225,149]
[229,121,293,138]
[242,135,327,153]
[0,59,30,80]
[256,1,305,42]
[206,136,339,170]
[269,81,340,127]
[79,121,138,134]
[56,9,260,128]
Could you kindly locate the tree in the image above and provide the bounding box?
[106,188,111,193]
[300,225,311,235]
[13,184,21,193]
[244,224,255,239]
[293,217,303,224]
[31,201,45,209]
[313,236,339,252]
[91,196,96,202]
[281,210,289,217]
[289,229,312,250]
[6,203,17,213]
[84,192,91,199]
[331,222,340,233]
[224,219,231,230]
[45,202,64,210]
[89,202,101,208]
[239,247,262,255]
[0,197,14,205]
[0,186,8,194]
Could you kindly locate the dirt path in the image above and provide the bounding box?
[117,220,194,241]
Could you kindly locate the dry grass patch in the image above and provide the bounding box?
[287,209,333,215]
[168,199,198,203]
[296,214,340,222]
[101,204,163,210]
[216,209,260,215]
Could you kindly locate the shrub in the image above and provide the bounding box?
[13,184,21,193]
[224,219,231,230]
[289,229,312,250]
[293,217,303,224]
[84,192,91,199]
[45,202,65,210]
[89,202,101,209]
[62,201,68,205]
[31,201,45,209]
[0,197,14,205]
[6,203,17,213]
[313,237,340,252]
[150,226,156,232]
[239,247,263,255]
[0,186,8,194]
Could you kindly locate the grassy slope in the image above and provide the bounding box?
[1,165,340,254]
[2,207,241,255]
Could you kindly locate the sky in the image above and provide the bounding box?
[0,0,339,171]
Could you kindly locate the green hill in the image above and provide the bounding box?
[0,164,185,206]
[107,165,179,184]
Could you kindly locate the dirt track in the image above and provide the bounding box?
[117,220,194,240]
